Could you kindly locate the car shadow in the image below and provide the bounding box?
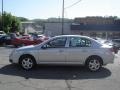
[0,64,111,80]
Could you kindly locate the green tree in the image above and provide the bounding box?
[1,12,21,33]
[10,16,21,32]
[17,17,29,22]
[0,13,2,30]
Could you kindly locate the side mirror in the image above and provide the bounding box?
[41,44,47,49]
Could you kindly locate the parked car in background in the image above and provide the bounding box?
[30,33,50,40]
[92,37,119,54]
[104,40,119,54]
[0,35,12,45]
[112,39,120,49]
[11,35,49,47]
[92,37,106,44]
[9,35,115,71]
[103,40,113,46]
[0,31,6,36]
[37,34,50,41]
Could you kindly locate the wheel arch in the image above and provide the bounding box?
[19,54,36,64]
[85,55,103,65]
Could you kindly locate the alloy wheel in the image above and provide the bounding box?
[21,57,34,70]
[87,59,101,71]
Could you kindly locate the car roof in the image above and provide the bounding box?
[54,35,91,39]
[0,35,6,38]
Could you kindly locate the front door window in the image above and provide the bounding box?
[45,37,67,48]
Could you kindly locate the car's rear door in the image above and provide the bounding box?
[66,37,92,64]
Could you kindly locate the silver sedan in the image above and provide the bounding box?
[9,35,115,71]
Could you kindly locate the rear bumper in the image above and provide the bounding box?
[103,53,115,65]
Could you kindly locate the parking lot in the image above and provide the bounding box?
[0,46,120,90]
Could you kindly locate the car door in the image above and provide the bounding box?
[38,37,67,63]
[66,37,92,64]
[0,36,5,44]
[5,36,11,45]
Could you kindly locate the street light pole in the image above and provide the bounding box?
[61,0,64,35]
[1,0,4,31]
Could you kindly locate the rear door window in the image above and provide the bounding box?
[69,37,91,47]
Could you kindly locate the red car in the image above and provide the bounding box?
[11,36,44,47]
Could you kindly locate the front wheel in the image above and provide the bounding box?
[19,55,36,70]
[86,57,102,72]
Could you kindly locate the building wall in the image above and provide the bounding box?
[71,30,120,39]
[21,22,43,34]
[74,17,115,24]
[44,22,120,38]
[44,22,71,36]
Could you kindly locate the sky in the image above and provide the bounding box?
[0,0,120,19]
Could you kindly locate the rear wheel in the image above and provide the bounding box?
[86,57,102,72]
[19,55,36,70]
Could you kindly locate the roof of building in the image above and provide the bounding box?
[71,24,120,31]
[21,21,35,24]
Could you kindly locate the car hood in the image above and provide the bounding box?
[17,45,35,51]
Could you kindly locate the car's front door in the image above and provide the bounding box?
[38,37,67,63]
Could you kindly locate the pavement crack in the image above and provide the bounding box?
[65,79,72,90]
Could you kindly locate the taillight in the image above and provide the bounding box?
[111,47,118,54]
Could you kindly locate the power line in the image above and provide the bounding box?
[65,0,82,9]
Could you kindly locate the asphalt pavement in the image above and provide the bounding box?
[0,46,120,90]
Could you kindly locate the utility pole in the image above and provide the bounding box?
[1,0,4,31]
[61,0,64,35]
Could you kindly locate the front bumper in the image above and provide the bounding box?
[9,51,21,64]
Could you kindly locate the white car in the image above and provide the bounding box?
[112,39,120,49]
[9,35,115,71]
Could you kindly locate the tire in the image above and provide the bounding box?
[3,42,6,46]
[20,43,25,47]
[22,44,25,46]
[14,45,18,48]
[86,56,102,72]
[19,55,36,70]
